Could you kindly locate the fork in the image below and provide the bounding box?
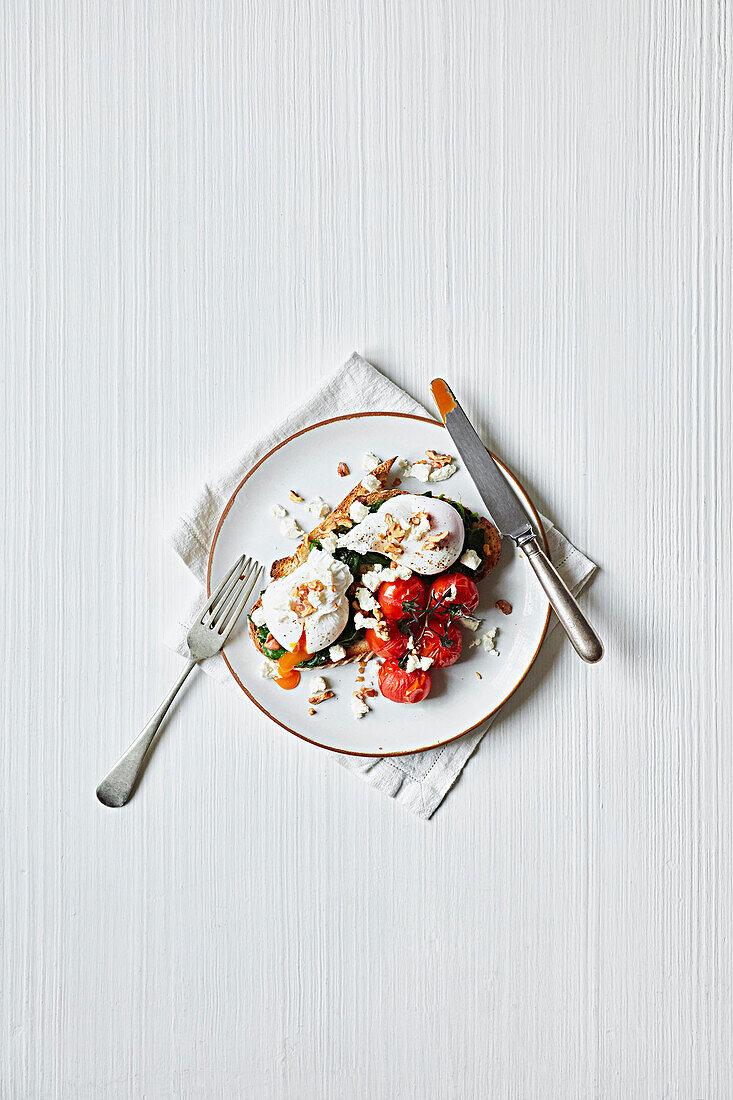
[96,553,263,807]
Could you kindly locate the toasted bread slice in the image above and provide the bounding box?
[269,457,397,580]
[248,459,399,667]
[249,459,501,668]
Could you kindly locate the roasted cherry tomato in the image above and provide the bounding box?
[365,620,409,660]
[378,658,432,703]
[428,572,479,617]
[377,576,427,621]
[419,618,463,668]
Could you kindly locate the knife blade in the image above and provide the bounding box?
[430,378,535,543]
[430,378,604,664]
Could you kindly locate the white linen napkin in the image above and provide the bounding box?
[165,353,597,819]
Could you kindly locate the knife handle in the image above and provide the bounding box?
[520,536,604,664]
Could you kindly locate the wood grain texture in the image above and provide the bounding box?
[2,0,731,1096]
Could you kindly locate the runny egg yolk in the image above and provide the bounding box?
[275,629,309,690]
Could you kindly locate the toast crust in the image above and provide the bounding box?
[269,457,397,579]
[250,461,501,669]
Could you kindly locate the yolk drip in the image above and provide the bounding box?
[430,378,456,422]
[275,629,309,690]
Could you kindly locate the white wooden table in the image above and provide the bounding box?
[3,2,731,1096]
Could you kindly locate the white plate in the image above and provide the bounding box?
[208,412,550,756]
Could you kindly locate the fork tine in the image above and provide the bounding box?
[210,558,255,629]
[203,554,248,623]
[219,563,263,639]
[212,559,261,632]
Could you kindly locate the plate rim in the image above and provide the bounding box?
[207,410,551,757]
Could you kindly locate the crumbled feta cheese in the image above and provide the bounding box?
[404,652,432,673]
[320,532,338,553]
[459,614,482,631]
[360,563,412,591]
[270,503,287,517]
[260,660,277,679]
[360,473,381,492]
[460,548,481,570]
[395,457,411,471]
[354,611,379,630]
[407,462,431,482]
[429,463,457,482]
[349,500,369,523]
[355,586,379,612]
[362,452,381,471]
[305,496,331,518]
[310,675,327,695]
[405,634,416,651]
[481,628,499,653]
[329,644,346,662]
[360,566,384,591]
[350,694,370,719]
[307,586,328,608]
[280,517,303,539]
[250,605,267,627]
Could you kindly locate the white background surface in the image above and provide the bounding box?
[2,1,731,1097]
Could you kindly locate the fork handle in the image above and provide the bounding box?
[96,658,198,807]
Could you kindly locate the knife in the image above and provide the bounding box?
[430,378,604,664]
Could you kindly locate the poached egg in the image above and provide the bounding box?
[338,493,464,575]
[261,549,353,653]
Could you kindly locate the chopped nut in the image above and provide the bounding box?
[422,530,450,550]
[425,449,452,468]
[337,461,350,476]
[289,489,303,502]
[382,512,408,558]
[393,478,402,486]
[308,690,335,705]
[308,707,316,716]
[291,580,325,617]
[355,675,364,683]
[495,600,513,615]
[476,672,482,680]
